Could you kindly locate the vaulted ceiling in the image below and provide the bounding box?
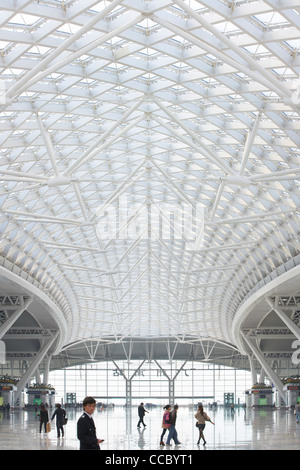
[0,0,300,369]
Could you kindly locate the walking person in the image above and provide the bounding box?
[166,404,181,446]
[137,402,149,428]
[160,404,171,446]
[195,404,215,445]
[51,403,66,438]
[77,396,104,450]
[295,400,300,423]
[39,404,49,433]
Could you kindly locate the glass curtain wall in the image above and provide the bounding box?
[48,361,252,406]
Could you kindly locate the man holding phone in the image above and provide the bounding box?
[77,396,104,450]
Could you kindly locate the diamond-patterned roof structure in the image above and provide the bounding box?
[0,0,300,366]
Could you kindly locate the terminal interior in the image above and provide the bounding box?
[0,0,300,451]
[0,406,299,451]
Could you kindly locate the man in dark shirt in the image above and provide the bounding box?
[137,402,149,428]
[51,403,66,438]
[77,397,104,450]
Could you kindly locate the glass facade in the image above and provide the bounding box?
[48,360,252,406]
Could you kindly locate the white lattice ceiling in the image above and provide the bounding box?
[0,0,300,351]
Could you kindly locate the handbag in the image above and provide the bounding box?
[62,417,68,425]
[46,422,51,433]
[162,411,171,429]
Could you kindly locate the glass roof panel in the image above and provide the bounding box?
[0,0,299,351]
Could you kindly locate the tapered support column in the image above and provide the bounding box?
[155,360,186,405]
[14,331,59,407]
[169,379,175,406]
[259,367,266,384]
[35,368,41,384]
[242,332,286,403]
[43,356,51,385]
[248,356,257,385]
[112,360,145,408]
[126,380,132,408]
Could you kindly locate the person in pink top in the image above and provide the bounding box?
[160,404,171,446]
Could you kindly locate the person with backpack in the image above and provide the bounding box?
[160,404,171,446]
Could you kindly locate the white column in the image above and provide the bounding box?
[43,356,51,385]
[242,332,286,403]
[35,368,41,384]
[249,355,258,384]
[14,331,59,407]
[259,367,266,384]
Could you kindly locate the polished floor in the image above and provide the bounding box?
[0,406,299,451]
